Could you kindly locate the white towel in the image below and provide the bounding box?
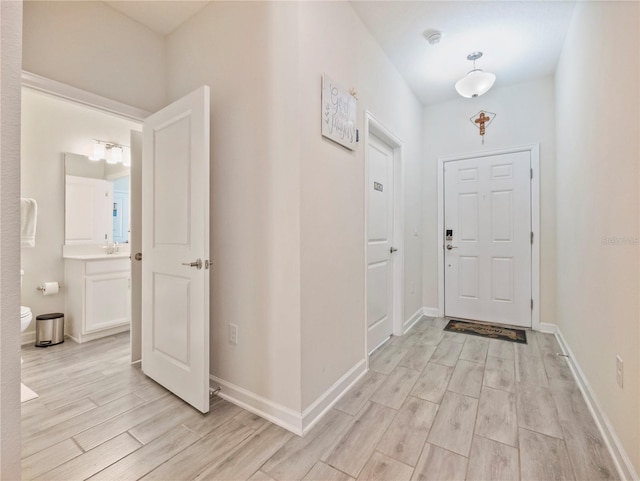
[20,198,37,247]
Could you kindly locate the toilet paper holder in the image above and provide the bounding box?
[37,282,62,291]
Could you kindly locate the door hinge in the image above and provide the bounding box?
[531,299,534,310]
[531,232,534,244]
[530,168,533,179]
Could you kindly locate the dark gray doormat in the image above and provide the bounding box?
[444,319,527,344]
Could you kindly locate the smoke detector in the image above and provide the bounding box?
[424,30,443,45]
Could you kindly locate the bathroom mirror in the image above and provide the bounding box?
[64,153,130,245]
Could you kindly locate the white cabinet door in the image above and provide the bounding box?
[85,272,130,332]
[65,175,113,244]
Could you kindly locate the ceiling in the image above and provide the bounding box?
[104,1,209,36]
[350,1,576,105]
[102,1,576,106]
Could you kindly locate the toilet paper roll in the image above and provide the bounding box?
[41,282,59,296]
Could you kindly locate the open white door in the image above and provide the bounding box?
[142,86,210,413]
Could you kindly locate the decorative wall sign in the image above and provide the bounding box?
[470,110,496,144]
[322,74,357,150]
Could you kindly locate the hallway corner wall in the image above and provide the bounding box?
[298,1,424,411]
[166,1,303,415]
[555,0,640,474]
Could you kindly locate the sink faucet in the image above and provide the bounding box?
[102,241,119,255]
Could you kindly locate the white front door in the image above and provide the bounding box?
[444,151,531,327]
[142,86,211,413]
[367,134,395,353]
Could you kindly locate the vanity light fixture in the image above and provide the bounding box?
[109,146,123,164]
[455,52,496,98]
[89,139,130,166]
[89,141,106,161]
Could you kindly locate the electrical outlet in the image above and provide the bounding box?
[229,323,238,345]
[616,355,623,388]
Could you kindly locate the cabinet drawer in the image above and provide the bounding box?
[85,258,130,275]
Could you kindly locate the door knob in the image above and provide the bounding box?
[390,247,398,253]
[134,252,142,261]
[181,259,203,270]
[446,244,458,250]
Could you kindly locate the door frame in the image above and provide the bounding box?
[437,144,541,331]
[363,111,405,358]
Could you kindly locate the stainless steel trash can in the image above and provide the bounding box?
[35,313,64,347]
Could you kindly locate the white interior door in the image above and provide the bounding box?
[367,134,395,353]
[444,151,531,327]
[142,86,210,413]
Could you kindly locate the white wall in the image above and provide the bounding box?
[21,89,140,340]
[298,1,424,409]
[23,1,166,113]
[0,1,22,478]
[555,1,639,473]
[422,77,557,325]
[166,1,303,413]
[166,1,424,419]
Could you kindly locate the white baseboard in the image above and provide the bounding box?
[554,327,638,481]
[536,322,557,334]
[21,331,35,346]
[403,308,424,334]
[301,359,367,435]
[210,359,368,438]
[210,375,304,435]
[422,307,439,318]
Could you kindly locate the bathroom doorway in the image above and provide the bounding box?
[20,81,143,368]
[20,74,213,415]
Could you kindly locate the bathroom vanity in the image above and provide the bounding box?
[64,253,131,343]
[62,153,132,344]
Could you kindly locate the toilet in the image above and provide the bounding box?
[21,306,33,333]
[20,270,33,333]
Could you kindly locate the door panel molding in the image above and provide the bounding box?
[437,144,540,330]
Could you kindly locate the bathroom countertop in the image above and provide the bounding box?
[63,253,131,260]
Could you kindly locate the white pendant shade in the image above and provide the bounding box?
[455,69,496,98]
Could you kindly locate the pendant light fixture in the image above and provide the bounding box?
[455,52,496,98]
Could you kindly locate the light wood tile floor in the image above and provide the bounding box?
[21,319,619,481]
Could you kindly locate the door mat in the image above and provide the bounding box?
[444,319,527,344]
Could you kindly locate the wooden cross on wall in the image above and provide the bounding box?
[474,112,490,136]
[469,110,496,144]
